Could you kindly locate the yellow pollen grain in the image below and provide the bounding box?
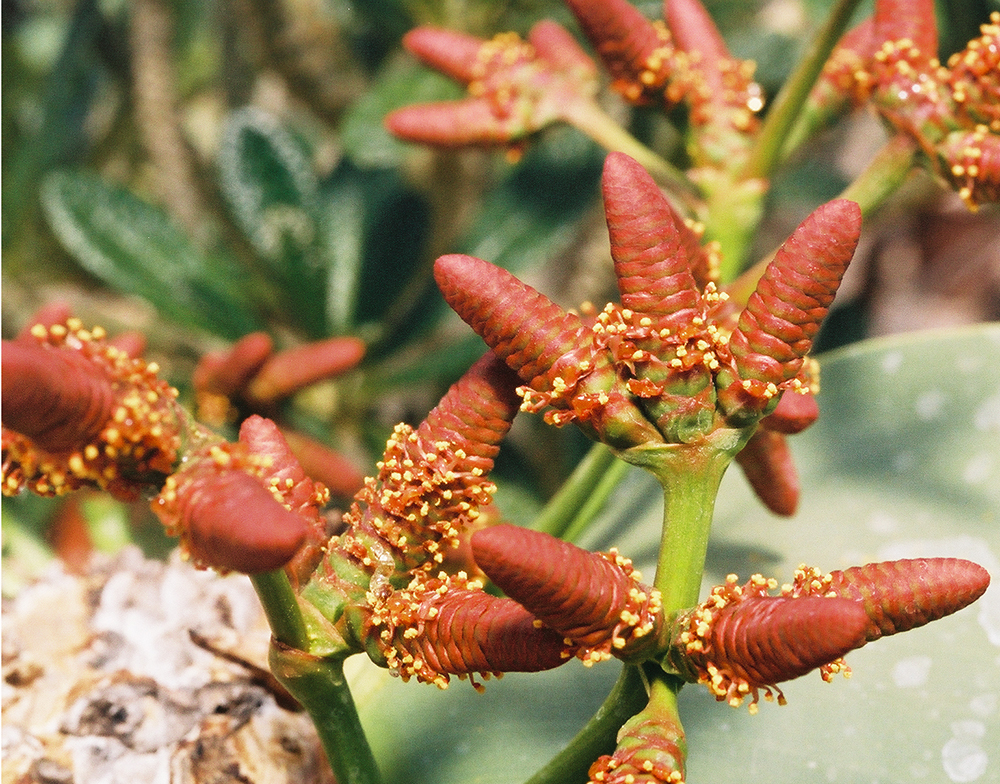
[67,454,86,476]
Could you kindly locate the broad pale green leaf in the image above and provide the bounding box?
[355,324,1000,784]
[40,170,260,339]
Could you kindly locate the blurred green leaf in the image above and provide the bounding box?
[40,170,261,339]
[319,169,367,333]
[217,107,328,336]
[356,324,1000,783]
[340,62,463,169]
[457,128,605,274]
[2,0,104,246]
[218,107,319,256]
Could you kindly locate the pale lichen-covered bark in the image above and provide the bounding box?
[1,548,333,784]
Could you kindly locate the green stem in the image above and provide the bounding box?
[523,665,648,784]
[250,569,309,650]
[654,456,729,613]
[270,643,383,784]
[840,133,920,218]
[532,442,625,540]
[564,102,702,208]
[562,457,631,543]
[744,0,865,180]
[625,440,735,614]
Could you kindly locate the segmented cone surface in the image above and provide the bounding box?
[827,558,991,641]
[603,152,701,331]
[729,199,861,385]
[472,524,661,659]
[435,254,587,389]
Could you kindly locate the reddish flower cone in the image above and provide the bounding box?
[671,573,870,711]
[152,438,311,574]
[788,559,992,641]
[386,21,600,149]
[437,154,860,456]
[472,524,663,663]
[2,319,183,500]
[367,571,573,690]
[306,353,523,647]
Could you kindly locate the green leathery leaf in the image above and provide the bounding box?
[318,170,365,333]
[40,170,260,339]
[217,107,328,337]
[353,324,1000,783]
[316,162,429,335]
[217,107,319,259]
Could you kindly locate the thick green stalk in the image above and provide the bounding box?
[250,569,309,650]
[652,450,731,613]
[744,0,866,180]
[564,101,702,208]
[532,442,626,541]
[622,433,741,615]
[840,133,920,218]
[523,665,648,784]
[270,643,383,784]
[561,456,631,543]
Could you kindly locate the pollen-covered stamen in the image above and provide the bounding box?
[510,297,731,445]
[870,37,954,141]
[336,421,500,575]
[314,352,519,606]
[472,524,663,664]
[947,13,1000,133]
[2,319,182,501]
[787,559,992,642]
[936,126,1000,209]
[671,573,869,712]
[810,18,879,117]
[758,372,820,434]
[564,0,676,105]
[664,0,764,129]
[367,571,573,690]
